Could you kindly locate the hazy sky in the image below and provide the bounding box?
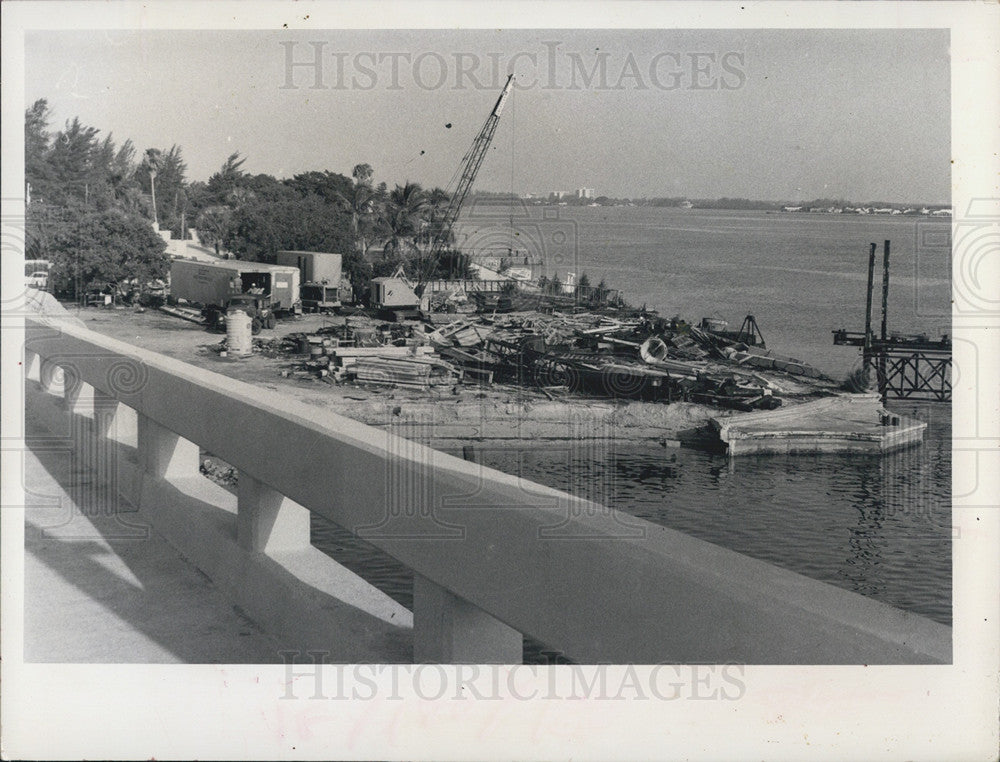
[25,28,950,202]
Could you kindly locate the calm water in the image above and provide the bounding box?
[314,208,952,653]
[460,206,951,376]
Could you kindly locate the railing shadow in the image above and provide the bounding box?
[24,385,413,663]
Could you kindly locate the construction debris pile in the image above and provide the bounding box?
[278,311,836,411]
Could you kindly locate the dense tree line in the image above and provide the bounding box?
[25,100,171,296]
[25,99,473,301]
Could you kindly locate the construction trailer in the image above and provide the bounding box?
[276,250,346,313]
[370,276,423,309]
[169,259,301,329]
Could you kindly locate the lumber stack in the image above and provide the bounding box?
[352,356,459,389]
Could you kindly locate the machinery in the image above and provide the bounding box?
[371,74,515,313]
[169,259,301,332]
[277,250,344,313]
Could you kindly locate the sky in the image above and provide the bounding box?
[25,28,950,203]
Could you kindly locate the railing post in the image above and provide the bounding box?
[38,358,65,395]
[138,415,199,480]
[94,391,138,447]
[237,473,311,553]
[24,350,41,383]
[63,370,96,418]
[413,574,522,664]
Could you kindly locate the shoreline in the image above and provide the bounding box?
[74,305,926,455]
[77,306,728,444]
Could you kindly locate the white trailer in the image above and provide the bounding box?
[277,250,344,312]
[169,259,301,329]
[277,250,342,284]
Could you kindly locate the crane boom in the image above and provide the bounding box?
[415,74,514,295]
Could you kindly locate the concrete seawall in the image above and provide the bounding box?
[713,394,927,455]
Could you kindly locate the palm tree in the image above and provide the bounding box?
[208,152,247,201]
[419,187,452,252]
[195,206,232,257]
[335,182,383,257]
[142,148,163,228]
[383,181,426,260]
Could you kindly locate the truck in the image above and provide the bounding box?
[169,259,301,333]
[276,250,344,313]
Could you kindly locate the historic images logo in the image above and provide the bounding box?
[279,41,747,92]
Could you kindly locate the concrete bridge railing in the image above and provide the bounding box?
[23,316,951,664]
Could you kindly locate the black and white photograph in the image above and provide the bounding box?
[2,2,997,760]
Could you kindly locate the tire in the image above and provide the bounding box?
[251,318,262,335]
[265,313,276,329]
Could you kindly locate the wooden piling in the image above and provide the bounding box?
[879,240,891,402]
[864,243,876,354]
[880,240,890,343]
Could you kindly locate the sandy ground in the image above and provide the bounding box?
[77,305,722,444]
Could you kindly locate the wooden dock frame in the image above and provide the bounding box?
[833,240,952,403]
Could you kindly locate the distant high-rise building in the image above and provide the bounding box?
[576,187,595,199]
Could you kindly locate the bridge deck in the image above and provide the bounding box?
[23,413,287,664]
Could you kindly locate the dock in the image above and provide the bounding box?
[711,393,927,456]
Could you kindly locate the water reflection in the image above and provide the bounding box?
[462,403,950,626]
[840,462,888,599]
[309,404,951,656]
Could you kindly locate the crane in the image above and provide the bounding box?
[413,73,515,297]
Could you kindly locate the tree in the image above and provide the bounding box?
[286,170,352,204]
[223,195,353,263]
[25,99,54,202]
[195,205,232,256]
[383,181,426,259]
[137,145,187,232]
[46,207,169,296]
[47,117,104,206]
[352,163,373,186]
[108,139,141,211]
[418,186,452,252]
[206,152,247,202]
[141,148,163,227]
[335,181,385,257]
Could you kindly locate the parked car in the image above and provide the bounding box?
[26,271,48,290]
[84,289,114,307]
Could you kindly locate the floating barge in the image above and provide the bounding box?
[711,393,926,456]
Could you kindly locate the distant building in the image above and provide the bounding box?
[575,188,595,200]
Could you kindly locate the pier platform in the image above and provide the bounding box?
[711,393,926,456]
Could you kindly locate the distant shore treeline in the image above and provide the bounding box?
[470,191,950,212]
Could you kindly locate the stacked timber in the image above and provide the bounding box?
[352,356,459,389]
